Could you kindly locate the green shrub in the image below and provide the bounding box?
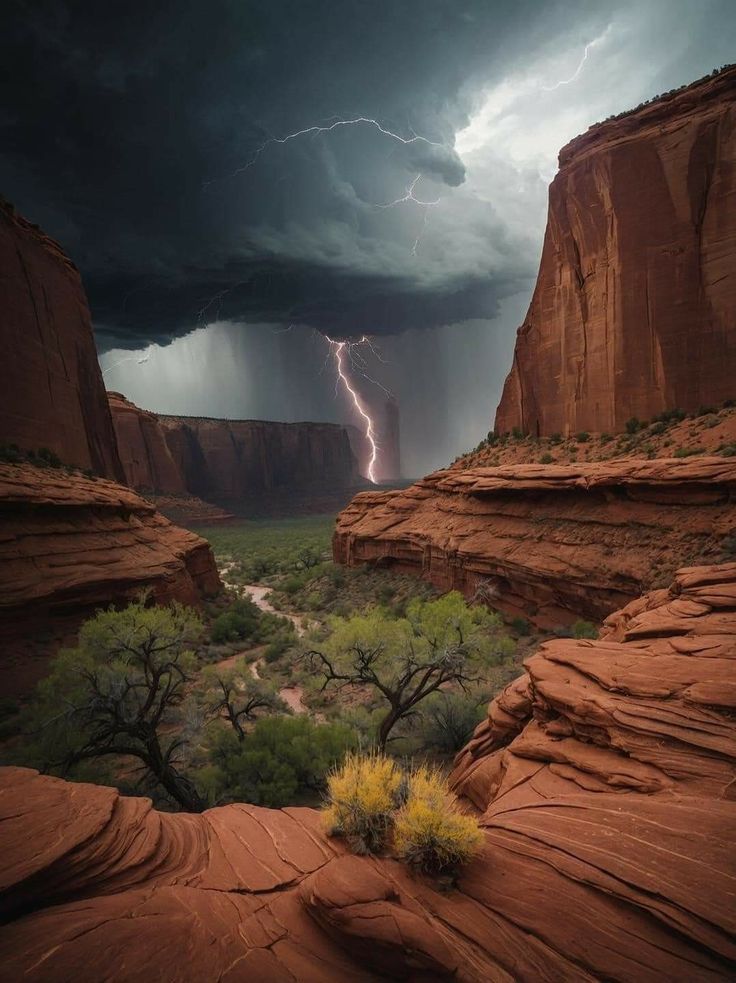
[0,443,23,463]
[511,427,524,440]
[540,453,554,464]
[263,634,292,663]
[649,421,667,435]
[572,620,598,639]
[696,405,717,416]
[37,447,62,468]
[510,616,532,635]
[575,431,589,443]
[548,432,562,445]
[211,716,356,808]
[211,597,260,643]
[718,444,736,457]
[625,417,642,434]
[673,446,703,458]
[420,691,486,754]
[599,433,612,444]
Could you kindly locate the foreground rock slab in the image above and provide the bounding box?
[1,563,734,981]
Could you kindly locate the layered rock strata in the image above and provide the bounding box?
[0,463,221,693]
[333,458,736,626]
[0,563,734,981]
[109,393,363,503]
[108,392,186,494]
[0,199,124,479]
[496,66,736,436]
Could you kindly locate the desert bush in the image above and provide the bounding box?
[509,616,531,635]
[649,421,667,435]
[718,443,736,457]
[696,405,717,416]
[625,417,642,434]
[540,452,554,464]
[575,431,590,443]
[323,751,403,852]
[673,446,703,458]
[420,691,486,754]
[599,433,612,444]
[393,766,483,876]
[211,715,355,808]
[572,620,598,639]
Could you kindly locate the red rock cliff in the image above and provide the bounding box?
[108,392,187,494]
[0,199,124,479]
[0,462,221,694]
[1,563,734,981]
[334,458,736,626]
[496,66,736,436]
[157,413,360,502]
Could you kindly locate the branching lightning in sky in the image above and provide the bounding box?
[324,333,391,483]
[225,117,445,179]
[541,27,611,91]
[376,173,441,255]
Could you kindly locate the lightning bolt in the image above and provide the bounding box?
[324,334,383,483]
[541,28,611,92]
[231,117,443,178]
[102,349,152,377]
[376,173,441,255]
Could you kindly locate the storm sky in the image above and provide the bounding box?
[3,1,734,476]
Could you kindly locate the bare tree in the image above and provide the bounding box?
[207,670,289,741]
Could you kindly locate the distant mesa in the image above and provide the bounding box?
[108,392,370,514]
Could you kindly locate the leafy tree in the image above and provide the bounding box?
[306,593,510,750]
[419,690,487,754]
[26,600,206,812]
[209,715,356,807]
[205,664,289,740]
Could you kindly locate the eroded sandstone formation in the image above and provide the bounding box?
[0,199,124,480]
[333,458,736,626]
[1,563,734,981]
[109,393,364,505]
[0,463,221,693]
[495,66,736,436]
[108,392,186,494]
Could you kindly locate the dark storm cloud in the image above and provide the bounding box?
[1,0,604,349]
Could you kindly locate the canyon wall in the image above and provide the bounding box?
[495,66,736,436]
[0,463,221,694]
[159,415,360,501]
[0,199,124,480]
[108,392,187,494]
[109,393,362,503]
[1,562,733,980]
[334,458,736,626]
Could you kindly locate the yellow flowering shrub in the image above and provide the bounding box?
[323,751,403,852]
[394,766,483,875]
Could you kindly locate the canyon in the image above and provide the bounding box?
[495,66,736,436]
[0,561,733,980]
[109,391,365,510]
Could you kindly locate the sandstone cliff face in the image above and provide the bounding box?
[0,200,124,479]
[333,458,736,626]
[108,392,186,494]
[1,563,733,981]
[496,66,736,436]
[157,413,360,502]
[0,463,221,693]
